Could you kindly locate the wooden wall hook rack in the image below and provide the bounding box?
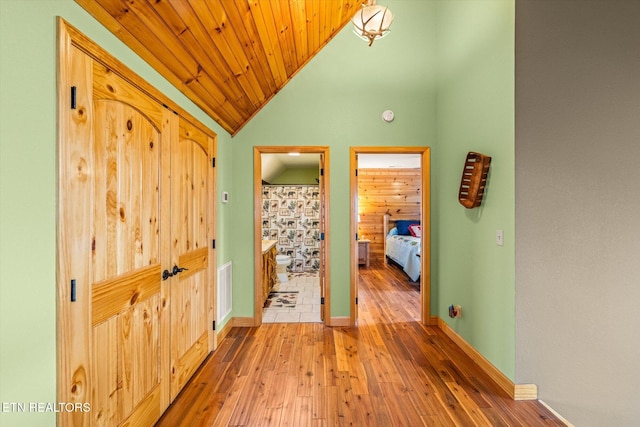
[458,152,491,209]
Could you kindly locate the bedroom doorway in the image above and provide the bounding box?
[349,147,431,325]
[254,146,330,325]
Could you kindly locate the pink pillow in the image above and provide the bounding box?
[408,224,422,238]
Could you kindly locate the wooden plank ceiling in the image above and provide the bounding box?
[75,0,365,135]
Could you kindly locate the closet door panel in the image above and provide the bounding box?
[169,119,212,399]
[90,75,165,425]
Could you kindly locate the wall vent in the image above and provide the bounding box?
[217,261,232,321]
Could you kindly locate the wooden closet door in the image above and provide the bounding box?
[57,43,170,426]
[168,118,214,399]
[90,60,170,426]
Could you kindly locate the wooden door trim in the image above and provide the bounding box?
[57,20,93,426]
[349,146,431,325]
[253,146,330,326]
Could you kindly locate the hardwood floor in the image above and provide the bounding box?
[156,260,565,426]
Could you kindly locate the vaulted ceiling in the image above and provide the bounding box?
[76,0,366,135]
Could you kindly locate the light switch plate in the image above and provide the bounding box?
[496,229,504,246]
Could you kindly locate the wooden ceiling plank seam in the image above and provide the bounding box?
[286,0,303,72]
[303,0,314,55]
[151,0,235,88]
[273,0,298,77]
[155,0,255,118]
[202,1,267,108]
[172,72,240,134]
[122,0,242,127]
[329,2,339,36]
[246,1,284,88]
[249,0,288,88]
[305,0,320,55]
[272,1,298,78]
[313,0,322,53]
[322,0,332,44]
[178,0,255,109]
[139,5,245,128]
[192,72,246,126]
[97,0,200,78]
[221,0,278,96]
[202,2,267,108]
[177,28,252,117]
[272,0,294,76]
[289,0,309,66]
[331,2,345,36]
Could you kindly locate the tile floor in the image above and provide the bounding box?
[262,271,321,323]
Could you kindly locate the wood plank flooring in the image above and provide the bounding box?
[156,260,565,426]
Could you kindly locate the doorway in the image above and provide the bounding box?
[349,147,431,325]
[253,146,330,325]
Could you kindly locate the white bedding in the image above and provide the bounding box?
[385,235,421,281]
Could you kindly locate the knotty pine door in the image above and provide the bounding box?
[168,118,214,400]
[57,21,215,426]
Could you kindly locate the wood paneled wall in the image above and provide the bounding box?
[357,168,421,261]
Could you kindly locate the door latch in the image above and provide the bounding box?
[163,265,188,281]
[172,265,188,275]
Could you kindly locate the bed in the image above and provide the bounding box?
[383,214,422,282]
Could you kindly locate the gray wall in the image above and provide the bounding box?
[515,1,640,425]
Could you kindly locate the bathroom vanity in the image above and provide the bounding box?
[261,240,278,305]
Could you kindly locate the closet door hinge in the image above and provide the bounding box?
[70,86,77,110]
[320,168,324,176]
[355,169,358,177]
[212,321,216,331]
[212,239,216,249]
[212,158,216,168]
[321,297,325,305]
[320,232,325,241]
[70,279,76,302]
[355,297,359,305]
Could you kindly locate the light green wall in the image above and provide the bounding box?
[0,1,231,426]
[270,167,319,185]
[231,0,438,318]
[435,1,515,379]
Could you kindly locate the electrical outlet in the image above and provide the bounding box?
[449,305,462,318]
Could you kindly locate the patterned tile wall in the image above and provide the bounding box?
[262,185,320,272]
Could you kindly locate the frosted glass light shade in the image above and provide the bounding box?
[351,4,393,46]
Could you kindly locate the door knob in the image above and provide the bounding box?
[162,269,173,281]
[172,265,189,275]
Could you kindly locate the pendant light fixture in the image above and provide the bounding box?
[351,0,394,46]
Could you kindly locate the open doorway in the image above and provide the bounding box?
[254,146,330,325]
[349,147,431,325]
